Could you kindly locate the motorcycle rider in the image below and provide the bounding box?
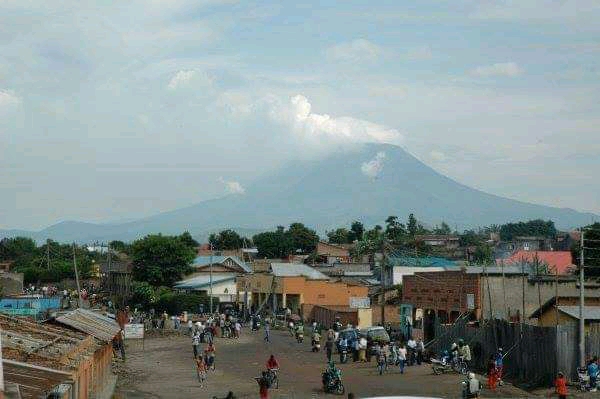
[322,361,342,391]
[458,339,472,370]
[266,354,279,370]
[338,336,348,362]
[295,324,304,341]
[312,330,321,351]
[462,372,481,398]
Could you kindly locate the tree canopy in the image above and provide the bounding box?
[131,234,196,287]
[499,219,557,241]
[253,223,319,258]
[208,229,251,250]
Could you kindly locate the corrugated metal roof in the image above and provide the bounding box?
[56,308,120,342]
[388,256,458,267]
[271,263,328,279]
[174,274,236,289]
[193,255,251,273]
[3,359,72,399]
[465,266,526,275]
[500,251,575,275]
[558,306,600,320]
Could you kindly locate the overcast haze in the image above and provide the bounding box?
[1,1,599,230]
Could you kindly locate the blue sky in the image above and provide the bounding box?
[1,0,599,229]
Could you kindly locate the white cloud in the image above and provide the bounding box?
[429,150,447,162]
[269,94,404,146]
[219,177,245,194]
[406,46,433,60]
[0,90,21,109]
[470,62,523,77]
[361,152,386,179]
[167,70,212,90]
[326,39,383,63]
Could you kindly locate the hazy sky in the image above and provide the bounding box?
[1,1,599,230]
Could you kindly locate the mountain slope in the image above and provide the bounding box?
[2,143,597,242]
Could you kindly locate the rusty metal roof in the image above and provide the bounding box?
[3,359,72,399]
[56,308,120,342]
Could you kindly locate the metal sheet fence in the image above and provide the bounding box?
[430,319,558,388]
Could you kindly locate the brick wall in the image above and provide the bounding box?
[401,270,481,318]
[371,304,400,325]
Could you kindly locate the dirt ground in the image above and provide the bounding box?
[113,328,554,398]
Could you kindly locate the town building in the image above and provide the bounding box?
[530,295,600,330]
[175,255,251,305]
[499,250,574,275]
[1,308,120,399]
[237,263,368,320]
[314,242,352,264]
[416,235,460,250]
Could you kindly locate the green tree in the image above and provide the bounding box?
[407,214,418,238]
[327,228,352,244]
[130,234,195,287]
[287,222,319,253]
[573,223,600,277]
[349,221,365,242]
[385,216,406,243]
[179,231,199,248]
[208,229,249,250]
[253,226,294,258]
[109,240,129,253]
[499,219,557,241]
[459,230,482,247]
[473,244,494,265]
[435,222,452,235]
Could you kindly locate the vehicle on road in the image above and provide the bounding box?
[335,328,359,353]
[322,369,344,395]
[360,326,390,357]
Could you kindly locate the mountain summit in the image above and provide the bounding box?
[2,143,596,242]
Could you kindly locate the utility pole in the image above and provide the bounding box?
[46,239,50,269]
[579,230,585,367]
[380,238,386,324]
[521,262,525,332]
[209,242,214,314]
[73,243,82,309]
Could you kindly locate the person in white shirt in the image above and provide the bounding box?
[398,343,407,374]
[358,337,368,362]
[235,321,242,339]
[407,338,417,365]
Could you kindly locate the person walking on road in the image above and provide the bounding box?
[325,329,335,362]
[554,371,568,399]
[264,320,271,343]
[416,338,425,365]
[257,371,270,399]
[235,320,242,339]
[397,343,407,374]
[195,355,207,387]
[192,331,201,358]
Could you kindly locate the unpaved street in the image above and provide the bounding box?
[114,329,540,398]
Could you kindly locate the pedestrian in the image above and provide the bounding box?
[588,356,599,392]
[187,319,193,336]
[195,355,207,387]
[192,331,201,358]
[257,371,270,399]
[376,345,386,375]
[487,354,497,391]
[407,337,416,366]
[494,348,504,386]
[206,343,216,370]
[554,371,568,399]
[398,343,407,374]
[264,320,270,343]
[358,336,367,362]
[235,320,242,339]
[353,337,360,362]
[416,338,424,365]
[325,334,335,363]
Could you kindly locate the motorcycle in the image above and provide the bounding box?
[322,370,345,395]
[296,331,304,343]
[339,347,348,363]
[312,339,321,352]
[431,356,467,375]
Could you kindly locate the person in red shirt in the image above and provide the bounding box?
[266,354,279,370]
[554,372,568,399]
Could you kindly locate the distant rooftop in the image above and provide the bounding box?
[193,255,251,273]
[175,274,236,290]
[388,256,458,268]
[270,263,329,280]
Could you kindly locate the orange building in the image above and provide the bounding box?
[237,263,369,320]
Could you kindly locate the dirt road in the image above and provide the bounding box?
[114,328,541,398]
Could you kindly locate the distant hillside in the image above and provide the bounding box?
[1,143,597,243]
